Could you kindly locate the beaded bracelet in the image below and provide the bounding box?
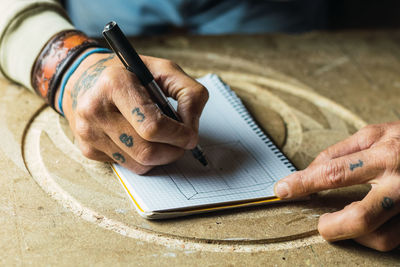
[57,48,112,116]
[31,30,102,109]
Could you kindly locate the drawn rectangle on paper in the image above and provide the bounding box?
[164,141,276,200]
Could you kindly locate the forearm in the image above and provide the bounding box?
[0,0,74,90]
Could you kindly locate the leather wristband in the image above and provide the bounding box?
[31,30,102,109]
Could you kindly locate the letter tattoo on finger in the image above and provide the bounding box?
[119,133,133,147]
[382,197,394,210]
[349,159,364,171]
[112,152,126,163]
[132,107,145,122]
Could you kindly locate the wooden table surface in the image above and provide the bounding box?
[0,31,399,266]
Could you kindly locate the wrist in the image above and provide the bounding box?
[31,30,103,111]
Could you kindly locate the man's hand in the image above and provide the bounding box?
[58,52,208,174]
[274,121,400,251]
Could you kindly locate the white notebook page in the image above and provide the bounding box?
[113,74,296,212]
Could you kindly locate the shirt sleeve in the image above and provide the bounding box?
[0,0,75,91]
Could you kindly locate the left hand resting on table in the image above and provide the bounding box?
[274,121,400,252]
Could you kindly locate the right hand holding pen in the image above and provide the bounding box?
[58,51,209,174]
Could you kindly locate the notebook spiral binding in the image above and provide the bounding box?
[209,74,297,172]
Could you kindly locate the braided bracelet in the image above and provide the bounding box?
[31,30,102,109]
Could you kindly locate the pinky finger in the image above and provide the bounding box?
[78,142,114,162]
[354,215,400,252]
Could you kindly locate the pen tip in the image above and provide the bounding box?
[191,146,208,167]
[199,156,208,167]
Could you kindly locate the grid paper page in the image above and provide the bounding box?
[113,74,296,212]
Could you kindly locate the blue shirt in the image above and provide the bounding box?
[65,0,328,37]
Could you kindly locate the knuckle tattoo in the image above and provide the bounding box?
[381,197,394,210]
[132,107,145,122]
[119,133,134,147]
[349,159,363,171]
[112,152,125,163]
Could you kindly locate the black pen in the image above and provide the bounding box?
[102,21,208,166]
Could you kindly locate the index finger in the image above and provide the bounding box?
[274,145,387,199]
[310,125,382,166]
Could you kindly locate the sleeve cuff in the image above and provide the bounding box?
[0,8,74,91]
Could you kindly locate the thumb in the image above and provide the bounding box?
[142,56,209,131]
[175,84,209,131]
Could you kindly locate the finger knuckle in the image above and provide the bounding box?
[79,144,100,160]
[317,150,331,162]
[76,97,103,120]
[193,84,209,102]
[75,119,96,142]
[184,130,198,149]
[361,124,379,134]
[374,234,398,252]
[97,68,112,85]
[358,124,383,144]
[382,139,400,169]
[389,139,400,156]
[137,145,158,165]
[132,165,153,175]
[153,58,178,70]
[297,171,309,195]
[172,148,185,162]
[100,66,120,84]
[139,117,163,141]
[162,59,179,69]
[321,161,344,186]
[351,206,373,235]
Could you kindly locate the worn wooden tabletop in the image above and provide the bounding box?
[1,31,399,266]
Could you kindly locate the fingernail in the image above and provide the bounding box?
[275,182,289,198]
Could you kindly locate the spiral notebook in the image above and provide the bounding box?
[112,74,296,219]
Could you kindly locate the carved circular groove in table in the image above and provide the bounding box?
[22,51,367,252]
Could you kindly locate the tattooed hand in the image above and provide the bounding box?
[274,121,400,251]
[56,50,208,174]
